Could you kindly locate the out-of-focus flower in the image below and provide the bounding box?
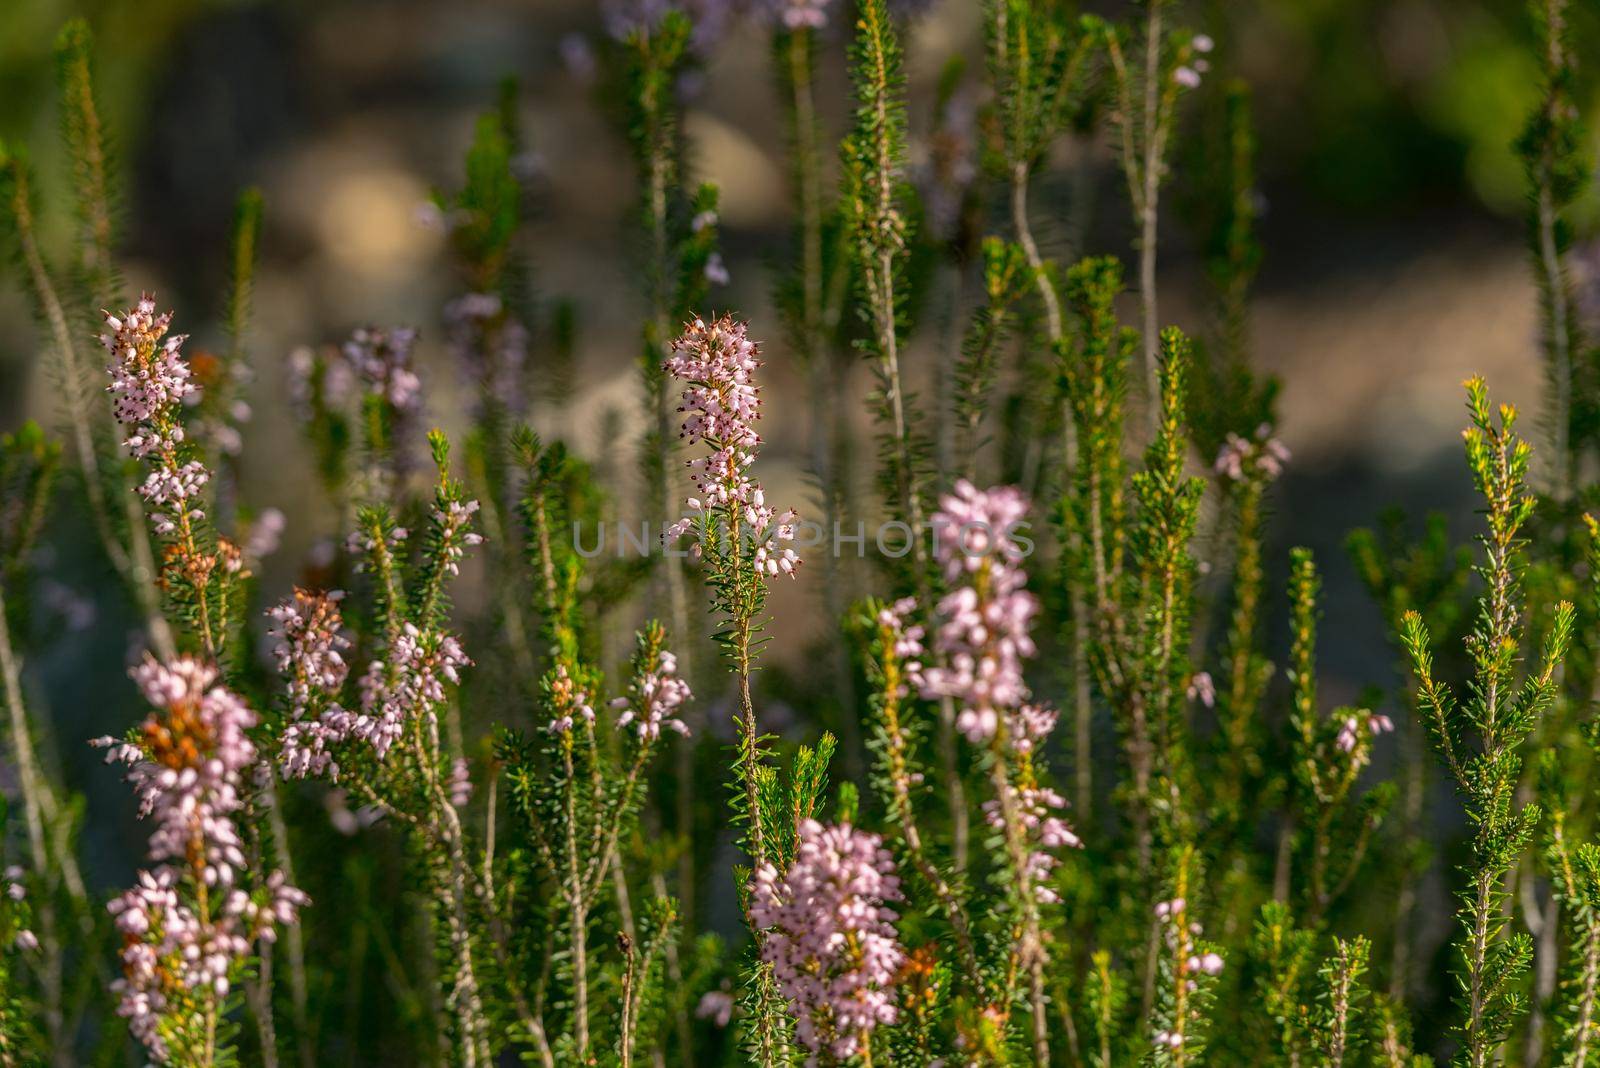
[696,988,734,1027]
[982,784,1080,903]
[1214,424,1290,482]
[918,481,1040,747]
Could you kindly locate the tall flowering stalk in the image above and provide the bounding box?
[663,315,800,1064]
[102,297,235,656]
[94,658,307,1065]
[919,481,1078,1064]
[1401,379,1575,1067]
[664,315,799,862]
[857,597,977,979]
[0,140,175,661]
[269,433,493,1065]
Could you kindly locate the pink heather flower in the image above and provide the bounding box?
[13,929,38,952]
[343,326,422,414]
[982,785,1081,904]
[433,499,485,576]
[95,656,307,1063]
[244,507,286,561]
[704,252,731,286]
[1336,711,1394,761]
[1193,33,1215,53]
[546,665,596,735]
[1215,424,1290,482]
[876,597,926,696]
[611,649,693,741]
[918,481,1044,748]
[269,589,350,712]
[268,589,356,780]
[696,989,734,1028]
[103,296,211,537]
[751,820,904,1064]
[1175,66,1202,89]
[1187,671,1216,709]
[97,657,258,886]
[104,296,195,427]
[663,316,801,579]
[354,624,472,758]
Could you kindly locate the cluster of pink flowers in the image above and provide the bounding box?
[355,624,472,757]
[269,585,473,777]
[269,589,355,779]
[94,657,307,1063]
[611,649,692,741]
[877,597,926,697]
[270,588,351,715]
[103,296,209,537]
[918,481,1041,747]
[1336,710,1395,761]
[663,316,800,579]
[751,820,904,1064]
[1214,423,1290,482]
[343,326,423,415]
[545,665,596,735]
[433,499,485,577]
[983,784,1081,904]
[1174,33,1214,90]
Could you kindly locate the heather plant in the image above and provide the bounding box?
[2,1,1600,1066]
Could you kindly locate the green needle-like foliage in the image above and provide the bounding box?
[1402,379,1576,1066]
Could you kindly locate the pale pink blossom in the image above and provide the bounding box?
[751,820,904,1064]
[663,316,800,579]
[611,649,693,741]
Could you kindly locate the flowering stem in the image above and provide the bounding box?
[1,160,175,659]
